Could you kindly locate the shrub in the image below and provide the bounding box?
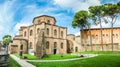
[80,55,84,57]
[24,56,28,59]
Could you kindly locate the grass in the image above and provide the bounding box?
[8,57,21,67]
[41,54,80,60]
[14,53,80,60]
[14,53,38,60]
[76,51,120,54]
[29,55,120,67]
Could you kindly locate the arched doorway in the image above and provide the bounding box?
[20,45,23,50]
[75,47,78,52]
[53,42,57,54]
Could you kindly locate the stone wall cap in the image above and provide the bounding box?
[82,27,120,31]
[13,38,28,41]
[67,34,75,36]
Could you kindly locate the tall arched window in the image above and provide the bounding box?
[61,31,63,37]
[30,30,33,36]
[29,42,32,49]
[46,41,49,49]
[38,19,41,24]
[54,42,57,49]
[37,28,40,34]
[47,20,50,24]
[54,29,57,36]
[20,45,23,50]
[75,47,78,52]
[61,43,63,49]
[24,31,26,37]
[46,28,49,35]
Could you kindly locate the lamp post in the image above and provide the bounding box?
[20,39,22,50]
[20,39,22,59]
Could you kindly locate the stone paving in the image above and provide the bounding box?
[10,54,36,67]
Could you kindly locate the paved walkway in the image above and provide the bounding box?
[26,54,98,62]
[10,54,36,67]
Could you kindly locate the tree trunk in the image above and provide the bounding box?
[111,23,113,51]
[6,45,8,54]
[81,27,85,51]
[82,28,87,51]
[100,22,103,51]
[89,27,93,51]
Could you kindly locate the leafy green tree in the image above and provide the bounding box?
[89,5,106,51]
[102,3,120,51]
[117,2,120,16]
[2,35,12,53]
[72,10,90,51]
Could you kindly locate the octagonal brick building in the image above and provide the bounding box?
[9,15,68,55]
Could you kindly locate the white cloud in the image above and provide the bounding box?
[0,0,27,39]
[14,22,30,35]
[13,4,63,34]
[91,22,110,28]
[14,23,30,31]
[0,0,18,23]
[75,31,80,36]
[0,0,18,39]
[53,0,101,12]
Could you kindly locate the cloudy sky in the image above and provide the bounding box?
[0,0,120,40]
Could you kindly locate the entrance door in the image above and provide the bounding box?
[53,42,57,54]
[53,49,57,54]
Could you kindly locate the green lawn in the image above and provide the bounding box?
[14,53,38,60]
[76,51,120,54]
[29,55,120,67]
[14,54,80,60]
[41,54,80,60]
[8,57,21,67]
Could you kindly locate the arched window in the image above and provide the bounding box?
[73,37,75,40]
[30,30,33,36]
[54,29,57,36]
[46,28,49,35]
[47,20,50,24]
[75,47,78,52]
[46,41,49,49]
[116,34,118,38]
[37,28,40,34]
[116,34,118,36]
[106,34,108,36]
[61,31,63,37]
[24,31,26,37]
[103,34,104,36]
[29,42,32,49]
[54,42,57,49]
[38,19,41,24]
[20,45,23,50]
[61,43,63,49]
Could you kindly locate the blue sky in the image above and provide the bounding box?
[0,0,120,40]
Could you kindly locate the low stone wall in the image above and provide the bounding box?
[0,51,9,66]
[80,44,120,51]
